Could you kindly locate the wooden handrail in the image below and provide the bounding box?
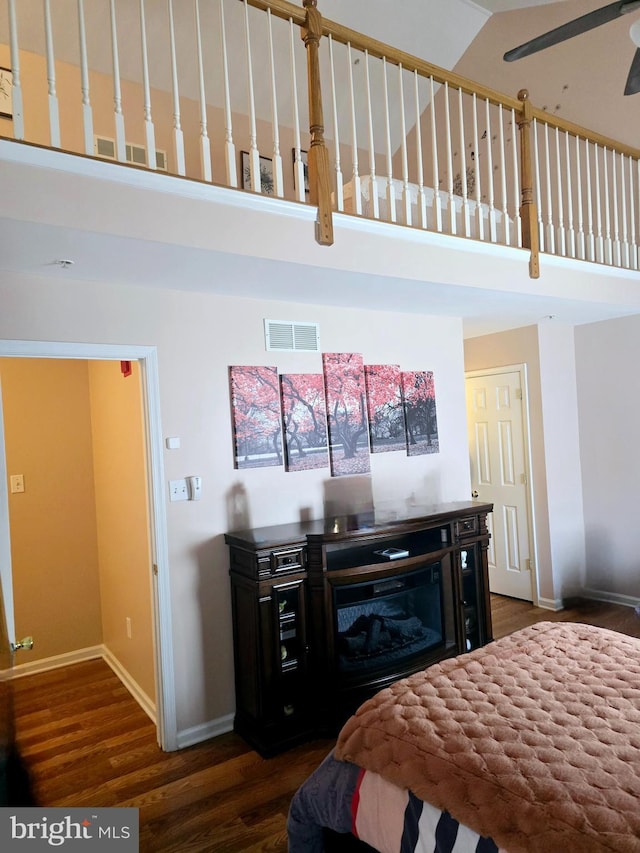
[529,106,640,159]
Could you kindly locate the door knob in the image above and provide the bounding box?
[471,490,479,498]
[11,636,34,652]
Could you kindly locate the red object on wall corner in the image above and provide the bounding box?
[120,360,132,377]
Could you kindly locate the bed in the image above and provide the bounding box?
[339,176,514,244]
[287,621,640,853]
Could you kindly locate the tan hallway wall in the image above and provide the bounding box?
[2,358,103,661]
[88,360,155,703]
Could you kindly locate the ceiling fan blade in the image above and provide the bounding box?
[504,1,640,62]
[624,46,640,93]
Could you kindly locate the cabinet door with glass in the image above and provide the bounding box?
[458,545,489,652]
[272,579,308,722]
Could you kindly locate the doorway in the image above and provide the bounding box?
[465,365,537,603]
[0,340,176,751]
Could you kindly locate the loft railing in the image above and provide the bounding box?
[1,0,639,278]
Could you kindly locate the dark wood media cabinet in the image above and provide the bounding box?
[225,500,493,756]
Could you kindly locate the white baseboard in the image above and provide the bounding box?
[580,588,640,609]
[101,646,156,725]
[9,644,157,726]
[10,645,104,678]
[176,714,234,750]
[536,596,564,611]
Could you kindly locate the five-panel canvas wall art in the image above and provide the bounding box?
[229,353,439,476]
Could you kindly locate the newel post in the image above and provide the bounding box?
[301,0,334,245]
[516,89,540,279]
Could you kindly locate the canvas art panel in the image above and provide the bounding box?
[0,68,12,119]
[401,370,439,456]
[229,366,283,468]
[364,364,405,453]
[280,374,329,472]
[322,353,371,477]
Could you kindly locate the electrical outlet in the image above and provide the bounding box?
[169,479,188,502]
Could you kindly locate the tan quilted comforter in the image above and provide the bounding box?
[335,621,640,852]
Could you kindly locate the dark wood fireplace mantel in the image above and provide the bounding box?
[225,499,493,756]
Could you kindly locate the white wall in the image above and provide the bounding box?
[0,271,471,739]
[575,314,640,604]
[537,321,586,603]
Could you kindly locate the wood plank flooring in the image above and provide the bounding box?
[11,595,640,852]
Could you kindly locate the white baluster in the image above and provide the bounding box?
[430,76,442,232]
[533,119,544,253]
[594,143,604,263]
[575,135,585,260]
[347,43,361,214]
[620,153,629,267]
[584,139,595,262]
[603,146,612,264]
[139,0,156,169]
[414,70,426,229]
[364,51,379,219]
[398,64,411,226]
[194,0,211,182]
[564,131,575,257]
[220,0,237,187]
[267,9,283,197]
[167,0,186,175]
[472,94,483,241]
[612,150,621,266]
[629,156,637,270]
[44,0,60,148]
[485,98,496,243]
[458,88,470,237]
[444,83,455,234]
[511,108,521,247]
[543,123,555,254]
[243,0,260,191]
[555,128,565,255]
[7,0,24,140]
[383,58,396,222]
[109,0,126,162]
[77,0,93,155]
[328,35,343,210]
[498,105,509,245]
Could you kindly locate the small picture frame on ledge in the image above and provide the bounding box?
[0,67,13,120]
[292,148,309,196]
[241,150,274,195]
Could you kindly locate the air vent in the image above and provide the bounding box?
[264,320,320,352]
[95,136,167,171]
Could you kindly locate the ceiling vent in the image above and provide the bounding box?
[264,320,320,353]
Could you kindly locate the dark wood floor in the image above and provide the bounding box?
[11,595,640,852]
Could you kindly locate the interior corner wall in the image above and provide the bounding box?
[463,325,554,604]
[574,314,640,604]
[0,358,103,661]
[1,271,471,737]
[87,359,156,704]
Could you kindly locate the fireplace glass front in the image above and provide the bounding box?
[334,563,443,678]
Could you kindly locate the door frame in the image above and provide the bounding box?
[465,363,540,606]
[0,339,177,751]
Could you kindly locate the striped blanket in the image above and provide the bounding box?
[287,749,499,853]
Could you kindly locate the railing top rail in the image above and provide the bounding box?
[529,105,640,159]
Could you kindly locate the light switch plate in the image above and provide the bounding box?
[169,479,188,501]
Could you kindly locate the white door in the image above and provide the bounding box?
[465,367,534,601]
